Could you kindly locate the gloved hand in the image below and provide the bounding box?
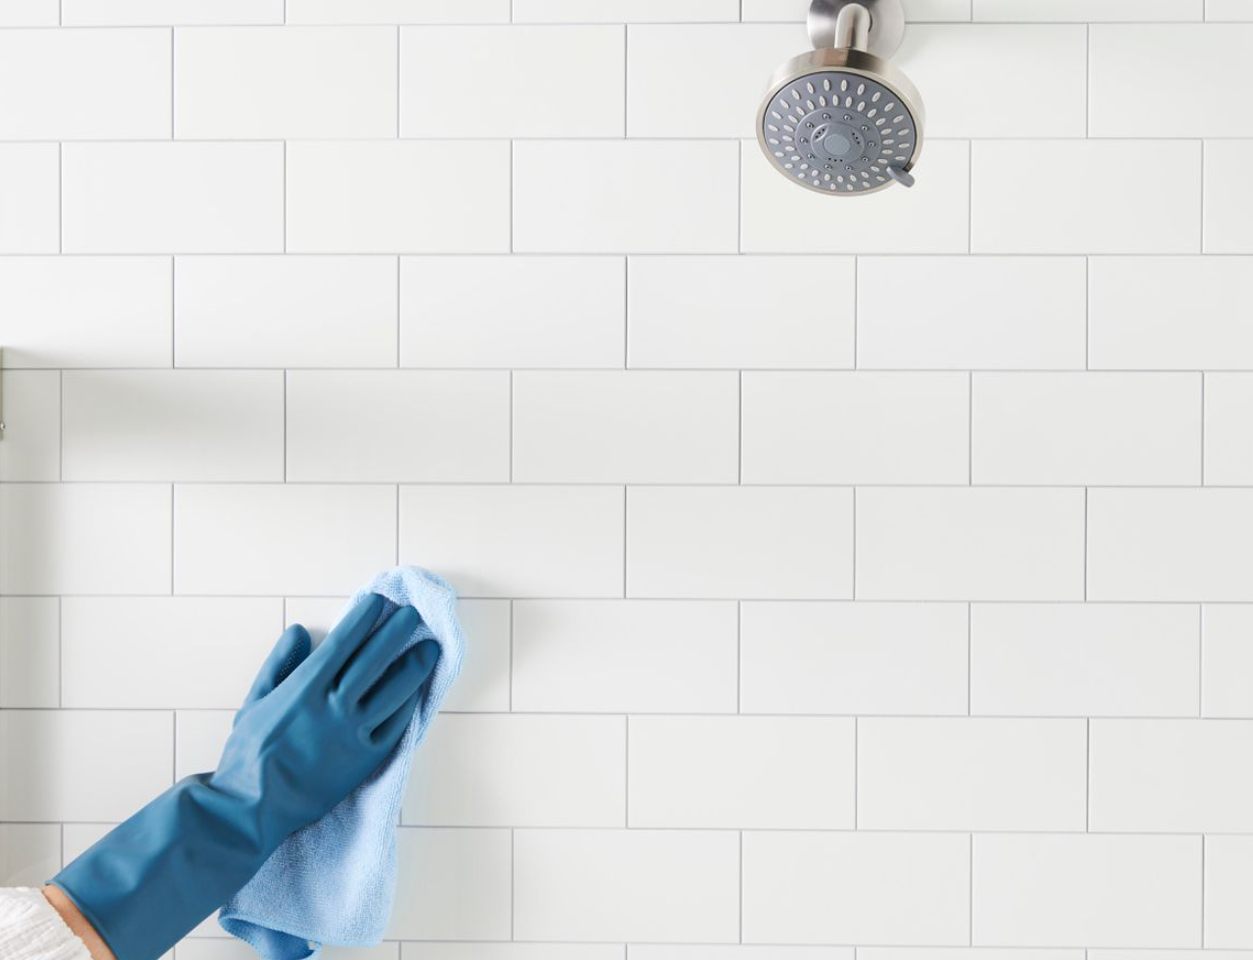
[50,594,440,960]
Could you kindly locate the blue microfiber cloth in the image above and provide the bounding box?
[218,566,465,959]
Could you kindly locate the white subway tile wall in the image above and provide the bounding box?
[0,6,1245,958]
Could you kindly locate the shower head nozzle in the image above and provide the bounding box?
[758,0,925,196]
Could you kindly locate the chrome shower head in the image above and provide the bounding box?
[758,0,925,195]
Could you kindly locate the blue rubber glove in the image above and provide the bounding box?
[50,594,439,960]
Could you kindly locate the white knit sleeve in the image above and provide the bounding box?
[0,888,93,960]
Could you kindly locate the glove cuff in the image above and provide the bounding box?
[51,774,285,960]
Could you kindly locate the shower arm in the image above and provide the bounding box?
[809,0,871,52]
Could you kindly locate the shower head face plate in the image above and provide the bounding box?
[761,69,920,195]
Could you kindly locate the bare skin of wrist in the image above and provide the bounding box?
[42,885,117,960]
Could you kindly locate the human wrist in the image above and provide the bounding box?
[42,884,116,960]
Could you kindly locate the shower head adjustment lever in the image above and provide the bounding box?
[808,0,905,59]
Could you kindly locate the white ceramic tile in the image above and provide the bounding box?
[61,597,281,709]
[0,823,60,886]
[386,828,512,940]
[404,947,618,960]
[741,372,969,483]
[974,0,1201,19]
[0,257,171,368]
[742,832,969,945]
[1206,836,1253,947]
[1090,719,1253,831]
[1089,257,1253,369]
[0,598,59,709]
[626,24,801,137]
[512,371,739,483]
[632,951,851,960]
[443,599,511,713]
[515,0,738,20]
[177,943,282,960]
[868,952,1079,960]
[972,372,1202,485]
[973,834,1202,947]
[62,142,284,254]
[744,0,972,18]
[0,143,59,253]
[628,716,855,828]
[971,141,1201,253]
[896,25,1085,137]
[741,139,969,253]
[1205,373,1253,483]
[1091,25,1253,136]
[740,601,969,715]
[971,603,1200,717]
[400,486,624,598]
[401,256,624,368]
[513,829,740,943]
[286,370,510,482]
[627,486,853,599]
[627,256,854,369]
[175,26,395,138]
[0,483,172,595]
[63,0,282,23]
[858,717,1087,831]
[511,600,738,713]
[513,140,739,253]
[175,256,397,368]
[1205,142,1253,253]
[1202,604,1253,717]
[1209,0,1253,16]
[287,0,510,22]
[174,484,396,595]
[403,26,622,137]
[0,0,56,25]
[1088,489,1253,601]
[0,28,169,138]
[857,257,1087,370]
[404,714,625,826]
[0,709,172,821]
[62,370,284,482]
[856,488,1086,601]
[286,141,510,253]
[0,370,59,480]
[174,709,232,779]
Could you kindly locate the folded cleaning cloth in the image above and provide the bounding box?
[218,566,465,960]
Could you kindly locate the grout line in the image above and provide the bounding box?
[968,832,974,945]
[1084,23,1091,137]
[738,830,744,943]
